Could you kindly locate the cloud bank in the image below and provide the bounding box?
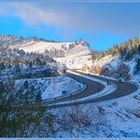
[0,2,140,38]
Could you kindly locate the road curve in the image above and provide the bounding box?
[44,72,105,103]
[6,70,138,110]
[77,71,138,101]
[46,71,138,108]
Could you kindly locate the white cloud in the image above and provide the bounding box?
[13,3,68,26]
[0,2,140,38]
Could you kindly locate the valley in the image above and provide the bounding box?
[0,35,140,138]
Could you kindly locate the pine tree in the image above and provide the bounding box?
[23,80,29,89]
[136,58,140,72]
[137,44,140,53]
[0,63,5,70]
[35,92,41,102]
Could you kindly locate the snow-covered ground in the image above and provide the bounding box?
[10,40,93,69]
[93,85,140,137]
[48,71,140,138]
[53,83,140,138]
[93,55,121,70]
[92,54,140,82]
[15,76,84,100]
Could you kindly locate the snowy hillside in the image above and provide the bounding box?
[81,38,140,81]
[18,40,93,69]
[15,76,84,100]
[0,35,93,69]
[88,54,138,81]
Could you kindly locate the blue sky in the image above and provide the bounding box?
[0,1,140,51]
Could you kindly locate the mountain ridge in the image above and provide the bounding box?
[0,35,93,69]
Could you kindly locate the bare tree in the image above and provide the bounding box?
[56,104,106,138]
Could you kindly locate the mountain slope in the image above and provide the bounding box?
[18,40,93,69]
[84,38,140,81]
[0,35,93,69]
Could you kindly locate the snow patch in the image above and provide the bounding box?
[16,76,84,100]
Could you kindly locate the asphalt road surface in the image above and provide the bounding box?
[49,72,105,103]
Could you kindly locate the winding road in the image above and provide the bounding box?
[7,70,138,110]
[44,70,138,108]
